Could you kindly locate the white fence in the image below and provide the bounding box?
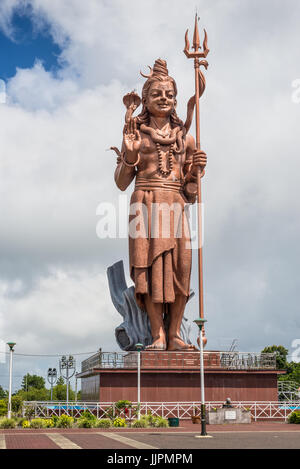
[22,401,300,422]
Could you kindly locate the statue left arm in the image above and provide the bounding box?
[183,134,207,181]
[182,134,207,204]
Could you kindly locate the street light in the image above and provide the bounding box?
[7,342,16,419]
[59,355,76,407]
[47,368,57,401]
[194,318,207,436]
[135,343,143,420]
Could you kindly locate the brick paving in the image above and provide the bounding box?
[66,433,131,449]
[5,434,59,449]
[1,422,300,449]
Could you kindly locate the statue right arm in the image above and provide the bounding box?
[114,141,137,191]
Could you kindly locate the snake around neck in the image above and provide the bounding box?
[140,123,187,156]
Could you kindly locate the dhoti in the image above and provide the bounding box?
[129,177,192,310]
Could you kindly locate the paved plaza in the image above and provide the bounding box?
[1,423,300,450]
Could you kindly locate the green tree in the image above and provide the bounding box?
[17,387,49,402]
[52,383,75,401]
[261,345,288,369]
[56,376,65,386]
[279,362,300,385]
[11,395,23,413]
[0,399,7,416]
[21,374,46,391]
[0,385,7,399]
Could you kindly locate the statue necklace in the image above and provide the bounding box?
[140,119,180,177]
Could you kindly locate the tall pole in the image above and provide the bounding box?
[194,319,207,436]
[7,342,16,419]
[75,377,78,402]
[184,14,209,344]
[136,343,143,420]
[47,368,57,401]
[66,365,69,408]
[59,355,75,412]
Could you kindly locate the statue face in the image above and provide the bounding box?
[145,80,176,118]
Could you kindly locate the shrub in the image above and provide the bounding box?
[11,395,23,413]
[16,417,27,427]
[131,418,148,428]
[30,418,47,429]
[115,400,132,417]
[94,418,112,428]
[22,420,31,428]
[51,416,59,427]
[152,416,169,428]
[288,410,300,424]
[0,418,16,429]
[24,405,35,419]
[0,399,7,417]
[56,414,74,428]
[132,414,168,428]
[113,417,127,427]
[44,419,55,428]
[115,400,132,410]
[80,410,96,421]
[77,417,94,428]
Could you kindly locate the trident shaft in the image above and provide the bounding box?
[184,14,209,343]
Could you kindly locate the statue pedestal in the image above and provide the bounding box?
[207,408,251,424]
[78,351,284,403]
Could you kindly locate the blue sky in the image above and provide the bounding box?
[0,8,61,80]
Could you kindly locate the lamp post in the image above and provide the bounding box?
[194,318,207,436]
[47,368,57,401]
[75,376,78,402]
[7,342,16,419]
[59,355,76,408]
[135,343,143,420]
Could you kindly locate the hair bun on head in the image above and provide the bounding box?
[153,59,168,77]
[140,58,169,79]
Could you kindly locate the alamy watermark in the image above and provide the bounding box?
[0,79,6,104]
[291,79,300,103]
[291,339,300,362]
[96,194,204,249]
[0,339,5,364]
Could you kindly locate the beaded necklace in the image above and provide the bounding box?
[140,122,180,177]
[156,142,174,177]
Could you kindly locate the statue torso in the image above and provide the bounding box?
[136,131,188,182]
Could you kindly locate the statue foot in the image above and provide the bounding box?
[145,336,167,351]
[167,336,198,351]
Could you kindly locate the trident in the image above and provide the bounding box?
[184,14,209,346]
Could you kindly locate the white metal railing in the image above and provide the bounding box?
[278,381,300,401]
[22,401,300,422]
[80,351,277,373]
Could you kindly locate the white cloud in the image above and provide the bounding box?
[1,267,119,352]
[7,61,79,110]
[0,0,299,378]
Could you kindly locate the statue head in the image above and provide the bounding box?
[137,59,183,128]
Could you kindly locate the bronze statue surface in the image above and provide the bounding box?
[113,58,207,351]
